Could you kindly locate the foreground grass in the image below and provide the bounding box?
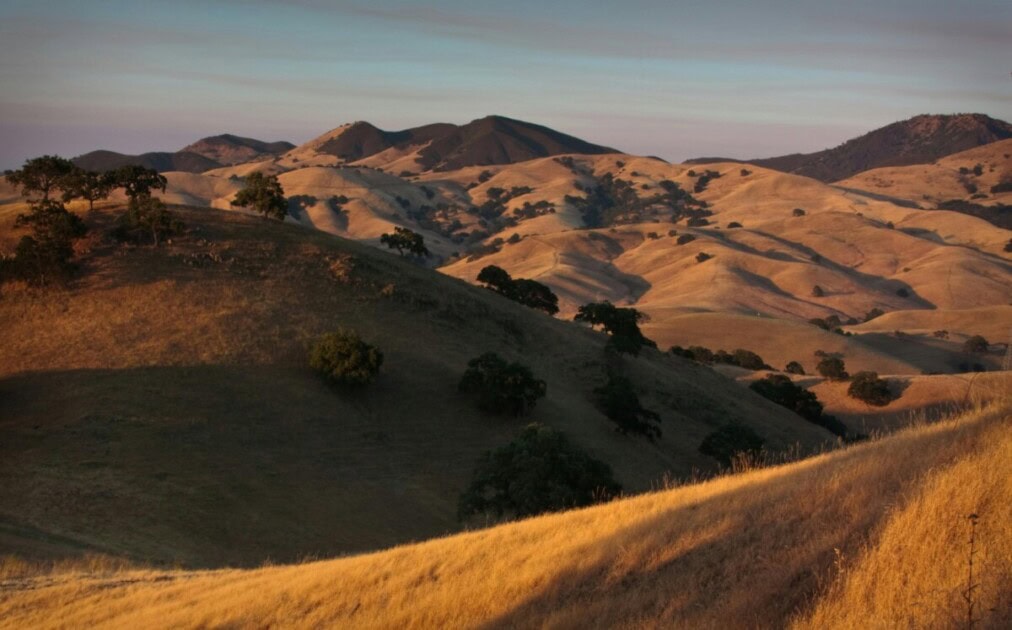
[1,403,1008,629]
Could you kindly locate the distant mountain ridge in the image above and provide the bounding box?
[687,114,1012,182]
[72,134,294,173]
[309,115,618,171]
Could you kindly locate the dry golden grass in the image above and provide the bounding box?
[2,403,1006,629]
[1,206,832,566]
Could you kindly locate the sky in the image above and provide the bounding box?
[1,0,1010,169]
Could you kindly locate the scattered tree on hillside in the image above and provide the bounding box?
[731,349,769,371]
[231,171,287,220]
[10,199,87,285]
[963,335,989,354]
[476,265,559,316]
[62,168,114,211]
[816,356,849,380]
[696,252,713,263]
[785,361,806,375]
[114,196,184,246]
[380,226,430,257]
[811,285,825,298]
[847,371,893,406]
[699,423,765,467]
[5,157,87,285]
[112,165,167,203]
[575,301,656,355]
[863,308,885,322]
[593,374,661,440]
[309,329,383,387]
[792,208,806,217]
[4,155,75,202]
[458,352,546,416]
[458,423,621,521]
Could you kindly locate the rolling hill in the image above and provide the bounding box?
[0,204,835,567]
[690,113,1012,183]
[72,134,294,173]
[2,403,1006,628]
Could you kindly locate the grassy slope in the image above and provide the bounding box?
[1,404,1007,629]
[0,205,831,567]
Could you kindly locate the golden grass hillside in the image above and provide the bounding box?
[0,204,833,567]
[1,404,1007,629]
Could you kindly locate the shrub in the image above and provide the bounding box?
[695,252,712,263]
[309,329,383,387]
[811,285,824,297]
[593,374,661,440]
[699,423,764,467]
[457,424,621,520]
[963,335,989,354]
[792,208,806,217]
[848,371,893,406]
[676,234,696,245]
[785,361,805,375]
[816,356,849,380]
[740,168,752,176]
[750,374,824,422]
[459,352,546,416]
[727,221,742,228]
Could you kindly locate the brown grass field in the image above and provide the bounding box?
[1,402,1007,629]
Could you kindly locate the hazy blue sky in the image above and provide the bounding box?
[1,0,1009,168]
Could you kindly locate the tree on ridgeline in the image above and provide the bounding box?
[62,168,114,211]
[380,226,429,257]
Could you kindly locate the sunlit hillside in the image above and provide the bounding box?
[2,403,1007,629]
[0,204,832,566]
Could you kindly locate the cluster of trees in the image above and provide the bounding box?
[749,374,850,437]
[566,174,709,229]
[477,265,559,316]
[669,346,771,371]
[3,156,179,284]
[847,371,893,406]
[575,301,656,355]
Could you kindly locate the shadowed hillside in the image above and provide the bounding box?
[0,205,832,566]
[1,404,1006,629]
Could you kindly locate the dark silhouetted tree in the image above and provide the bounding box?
[112,165,167,203]
[575,301,656,355]
[4,155,75,202]
[699,423,765,467]
[593,374,661,440]
[458,423,621,520]
[62,168,114,211]
[785,361,806,375]
[458,352,546,416]
[750,374,824,422]
[115,196,183,246]
[380,226,429,257]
